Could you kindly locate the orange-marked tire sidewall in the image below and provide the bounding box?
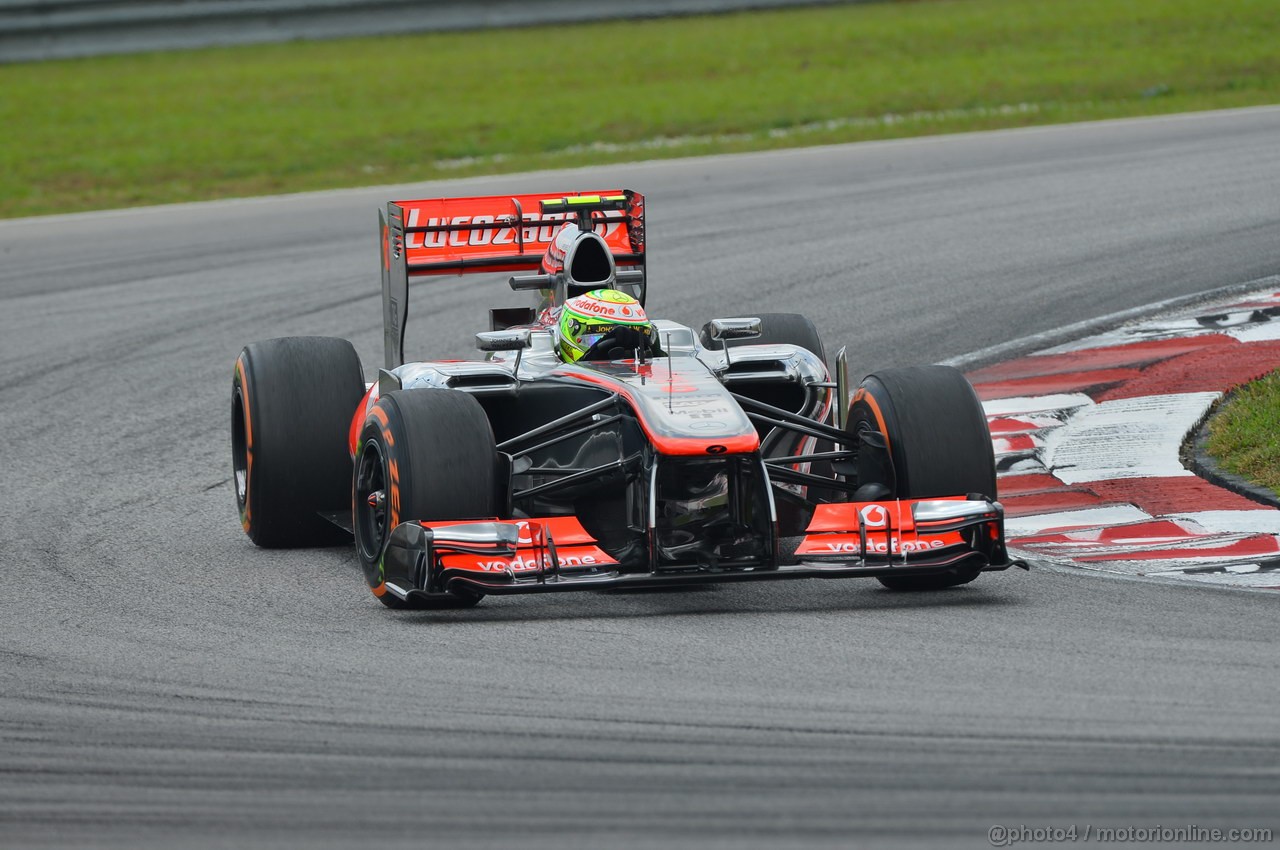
[354,398,407,599]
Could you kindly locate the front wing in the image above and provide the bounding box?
[375,498,1023,603]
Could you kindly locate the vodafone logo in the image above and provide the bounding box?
[577,300,619,316]
[572,294,640,321]
[822,539,943,554]
[860,505,888,528]
[474,553,599,571]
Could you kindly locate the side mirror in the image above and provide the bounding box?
[708,317,762,343]
[476,329,531,352]
[509,273,555,291]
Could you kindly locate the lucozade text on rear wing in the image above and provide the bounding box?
[384,190,644,276]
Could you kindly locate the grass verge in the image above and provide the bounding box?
[2,0,1279,218]
[1206,371,1280,494]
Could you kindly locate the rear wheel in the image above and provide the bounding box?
[354,389,499,609]
[232,336,364,547]
[846,365,995,591]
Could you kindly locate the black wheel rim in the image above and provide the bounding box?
[354,439,388,563]
[231,387,249,510]
[849,416,873,474]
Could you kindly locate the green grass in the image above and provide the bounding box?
[2,0,1279,217]
[1206,370,1280,494]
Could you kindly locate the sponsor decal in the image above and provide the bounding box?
[404,208,624,251]
[512,521,548,545]
[860,504,888,528]
[471,553,600,572]
[572,298,633,319]
[806,501,921,534]
[820,538,945,555]
[386,458,401,527]
[431,518,614,573]
[795,527,964,556]
[468,215,495,246]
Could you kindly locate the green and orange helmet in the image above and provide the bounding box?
[557,289,653,362]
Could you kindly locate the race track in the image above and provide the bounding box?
[2,107,1279,848]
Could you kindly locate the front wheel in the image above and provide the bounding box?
[232,336,365,547]
[846,365,995,591]
[354,389,499,609]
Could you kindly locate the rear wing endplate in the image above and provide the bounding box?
[379,190,645,369]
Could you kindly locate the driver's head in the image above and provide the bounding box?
[557,289,653,362]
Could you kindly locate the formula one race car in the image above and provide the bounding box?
[231,189,1023,609]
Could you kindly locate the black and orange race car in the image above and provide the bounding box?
[231,190,1023,609]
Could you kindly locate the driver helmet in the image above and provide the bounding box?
[557,289,653,362]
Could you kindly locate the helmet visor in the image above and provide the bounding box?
[582,322,650,343]
[567,316,644,338]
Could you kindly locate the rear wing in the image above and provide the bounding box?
[379,190,645,368]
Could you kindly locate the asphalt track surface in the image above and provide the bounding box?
[3,107,1280,848]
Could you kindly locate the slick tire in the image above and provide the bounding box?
[846,365,996,592]
[700,312,827,365]
[353,389,498,610]
[232,336,365,548]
